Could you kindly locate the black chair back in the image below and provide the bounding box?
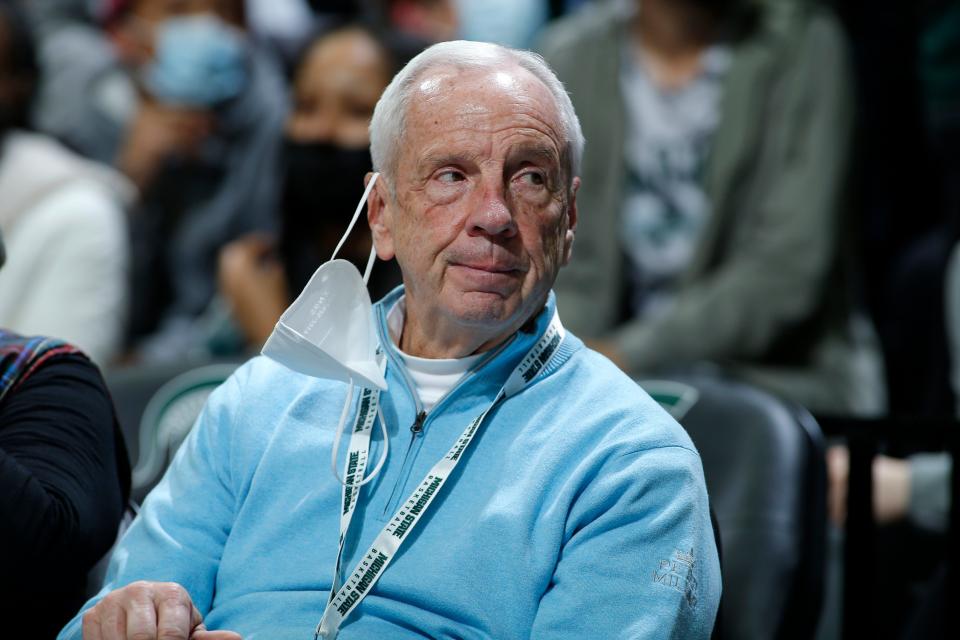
[640,376,827,640]
[104,361,240,503]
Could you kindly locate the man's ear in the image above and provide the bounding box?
[561,176,580,266]
[366,172,396,261]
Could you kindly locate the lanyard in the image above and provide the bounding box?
[329,386,380,602]
[315,311,566,639]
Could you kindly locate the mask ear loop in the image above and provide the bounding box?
[362,244,378,286]
[326,173,389,487]
[329,376,390,487]
[330,378,356,485]
[357,407,389,486]
[331,172,379,262]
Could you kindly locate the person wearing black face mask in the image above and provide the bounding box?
[218,24,418,352]
[279,140,386,296]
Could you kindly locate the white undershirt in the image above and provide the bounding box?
[386,297,483,411]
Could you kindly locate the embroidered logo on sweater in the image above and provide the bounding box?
[652,548,699,607]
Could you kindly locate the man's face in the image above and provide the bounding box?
[369,65,578,352]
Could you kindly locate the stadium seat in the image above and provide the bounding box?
[639,376,827,640]
[131,363,240,501]
[105,361,240,503]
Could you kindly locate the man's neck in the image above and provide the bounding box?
[398,310,511,360]
[396,297,543,360]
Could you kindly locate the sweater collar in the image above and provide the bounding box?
[373,286,574,398]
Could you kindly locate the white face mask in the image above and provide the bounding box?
[262,173,390,489]
[262,173,387,391]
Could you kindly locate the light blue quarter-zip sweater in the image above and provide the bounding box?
[59,289,720,639]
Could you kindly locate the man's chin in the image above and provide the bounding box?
[447,288,548,332]
[438,289,531,330]
[452,290,516,323]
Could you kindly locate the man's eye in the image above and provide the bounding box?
[519,171,546,186]
[437,170,465,184]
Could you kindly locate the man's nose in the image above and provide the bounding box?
[467,185,518,239]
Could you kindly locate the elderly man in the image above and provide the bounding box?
[60,41,720,640]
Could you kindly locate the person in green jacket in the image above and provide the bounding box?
[539,0,885,416]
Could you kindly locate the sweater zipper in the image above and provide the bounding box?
[410,410,426,436]
[379,408,426,518]
[375,305,516,519]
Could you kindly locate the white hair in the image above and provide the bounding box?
[369,40,584,194]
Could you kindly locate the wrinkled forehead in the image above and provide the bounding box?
[404,64,565,152]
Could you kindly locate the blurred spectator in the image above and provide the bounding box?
[0,1,132,365]
[821,206,960,639]
[218,22,415,354]
[539,0,884,416]
[825,0,960,530]
[371,0,458,42]
[245,0,319,65]
[856,0,960,416]
[848,235,960,538]
[823,439,947,637]
[453,0,550,48]
[824,437,948,639]
[23,0,288,363]
[244,0,367,71]
[0,229,131,639]
[377,0,551,48]
[379,0,458,42]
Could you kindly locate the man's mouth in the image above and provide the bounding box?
[447,261,526,292]
[452,261,523,274]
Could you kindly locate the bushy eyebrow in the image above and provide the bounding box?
[416,149,484,176]
[506,143,561,168]
[413,142,561,179]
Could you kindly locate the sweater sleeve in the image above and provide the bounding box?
[0,353,125,585]
[530,445,721,639]
[56,363,250,639]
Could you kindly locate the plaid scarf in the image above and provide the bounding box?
[0,329,81,403]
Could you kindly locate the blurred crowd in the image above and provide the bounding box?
[0,0,956,444]
[0,0,952,418]
[0,0,958,636]
[2,0,957,511]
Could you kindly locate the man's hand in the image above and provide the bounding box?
[81,581,242,640]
